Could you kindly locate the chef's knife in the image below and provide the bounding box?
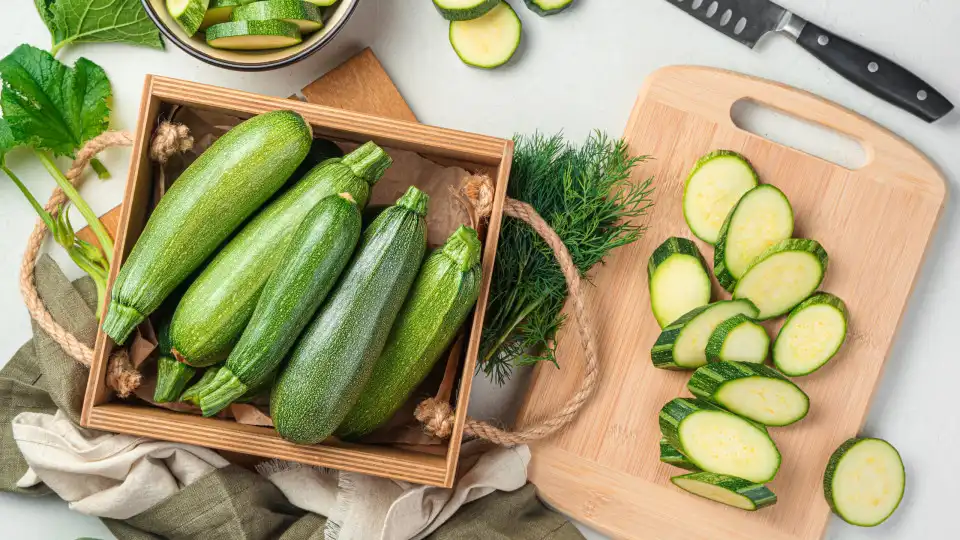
[664,0,954,122]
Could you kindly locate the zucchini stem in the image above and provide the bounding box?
[197,368,249,417]
[2,165,56,232]
[154,356,197,403]
[90,158,111,180]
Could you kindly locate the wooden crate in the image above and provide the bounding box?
[81,76,514,487]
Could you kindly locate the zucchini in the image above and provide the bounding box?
[824,438,905,527]
[659,398,781,483]
[524,0,573,16]
[102,111,312,344]
[773,292,848,376]
[232,0,324,33]
[337,225,483,439]
[179,366,222,405]
[206,20,302,50]
[434,0,499,21]
[169,142,390,368]
[704,314,769,364]
[683,150,758,245]
[305,0,337,4]
[714,185,794,291]
[449,1,522,69]
[272,186,429,444]
[660,438,699,472]
[200,0,244,30]
[733,238,828,320]
[688,361,809,426]
[648,237,711,328]
[167,0,211,36]
[153,316,196,403]
[671,472,777,511]
[196,194,362,417]
[651,300,759,370]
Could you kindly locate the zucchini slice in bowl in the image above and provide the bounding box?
[824,438,905,527]
[233,0,325,33]
[683,150,758,245]
[672,472,777,511]
[733,238,828,320]
[688,361,809,426]
[206,20,303,50]
[774,292,848,376]
[648,237,711,328]
[651,300,759,370]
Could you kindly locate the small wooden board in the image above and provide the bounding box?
[515,66,946,540]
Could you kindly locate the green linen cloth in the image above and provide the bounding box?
[1,255,582,540]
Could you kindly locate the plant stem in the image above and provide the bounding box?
[90,158,110,179]
[36,150,114,264]
[2,165,55,232]
[482,296,546,366]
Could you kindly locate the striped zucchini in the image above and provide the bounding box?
[774,292,848,376]
[169,142,390,368]
[651,300,759,370]
[197,194,363,417]
[733,238,829,320]
[714,185,794,291]
[824,438,905,527]
[704,314,769,364]
[272,186,429,444]
[337,225,483,439]
[672,472,777,511]
[688,361,809,426]
[660,438,699,472]
[102,111,312,344]
[648,237,711,328]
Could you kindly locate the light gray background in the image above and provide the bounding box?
[1,1,958,538]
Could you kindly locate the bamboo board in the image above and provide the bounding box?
[516,66,946,540]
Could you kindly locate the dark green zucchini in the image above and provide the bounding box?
[272,186,429,444]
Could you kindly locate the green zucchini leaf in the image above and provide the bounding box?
[45,0,163,55]
[0,118,16,166]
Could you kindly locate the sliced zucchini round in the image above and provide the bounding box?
[524,0,574,16]
[683,150,758,245]
[449,1,522,69]
[714,185,794,291]
[167,0,211,36]
[648,237,711,328]
[824,437,905,527]
[434,0,500,21]
[305,0,337,5]
[774,292,848,376]
[206,20,303,50]
[732,238,828,320]
[233,0,324,33]
[199,0,242,31]
[659,398,781,483]
[688,361,809,426]
[705,314,769,364]
[671,472,777,511]
[651,300,759,370]
[660,437,699,471]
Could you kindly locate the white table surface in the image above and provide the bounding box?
[2,1,959,539]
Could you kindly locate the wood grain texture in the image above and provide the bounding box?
[516,66,946,540]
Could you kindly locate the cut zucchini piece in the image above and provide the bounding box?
[167,0,211,36]
[648,237,711,328]
[206,20,302,50]
[660,438,699,471]
[773,292,848,376]
[434,0,499,20]
[304,0,337,5]
[660,398,781,483]
[683,150,758,245]
[233,0,324,33]
[524,0,574,16]
[733,239,828,320]
[672,472,777,511]
[705,314,769,364]
[449,1,521,69]
[688,361,809,426]
[824,438,905,527]
[199,0,242,30]
[651,300,759,370]
[714,185,794,291]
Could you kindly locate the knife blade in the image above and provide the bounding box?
[664,0,954,122]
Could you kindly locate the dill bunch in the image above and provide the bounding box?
[479,131,654,384]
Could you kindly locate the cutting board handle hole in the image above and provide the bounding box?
[731,99,868,170]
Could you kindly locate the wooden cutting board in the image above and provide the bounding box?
[515,66,946,540]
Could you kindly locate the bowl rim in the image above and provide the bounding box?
[141,0,360,72]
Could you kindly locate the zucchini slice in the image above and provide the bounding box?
[824,438,905,527]
[683,150,758,245]
[659,398,781,483]
[199,0,242,31]
[672,472,777,511]
[434,0,499,21]
[449,1,522,69]
[167,0,211,36]
[648,237,711,328]
[705,314,769,364]
[774,292,848,376]
[206,20,303,50]
[733,239,828,320]
[651,300,759,370]
[660,438,699,471]
[524,0,574,16]
[714,185,794,291]
[305,0,337,5]
[233,0,324,33]
[688,361,809,426]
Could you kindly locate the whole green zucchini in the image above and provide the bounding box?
[272,186,429,444]
[197,193,363,416]
[153,315,197,403]
[169,142,392,367]
[337,225,482,439]
[102,111,313,344]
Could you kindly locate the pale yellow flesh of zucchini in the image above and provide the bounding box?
[684,158,757,244]
[831,440,904,526]
[716,378,807,426]
[679,411,779,483]
[450,3,521,69]
[724,188,794,278]
[775,305,845,374]
[675,304,757,368]
[719,324,768,363]
[208,35,302,50]
[734,252,822,319]
[650,255,711,328]
[672,477,755,510]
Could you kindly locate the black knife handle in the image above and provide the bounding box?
[796,22,953,122]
